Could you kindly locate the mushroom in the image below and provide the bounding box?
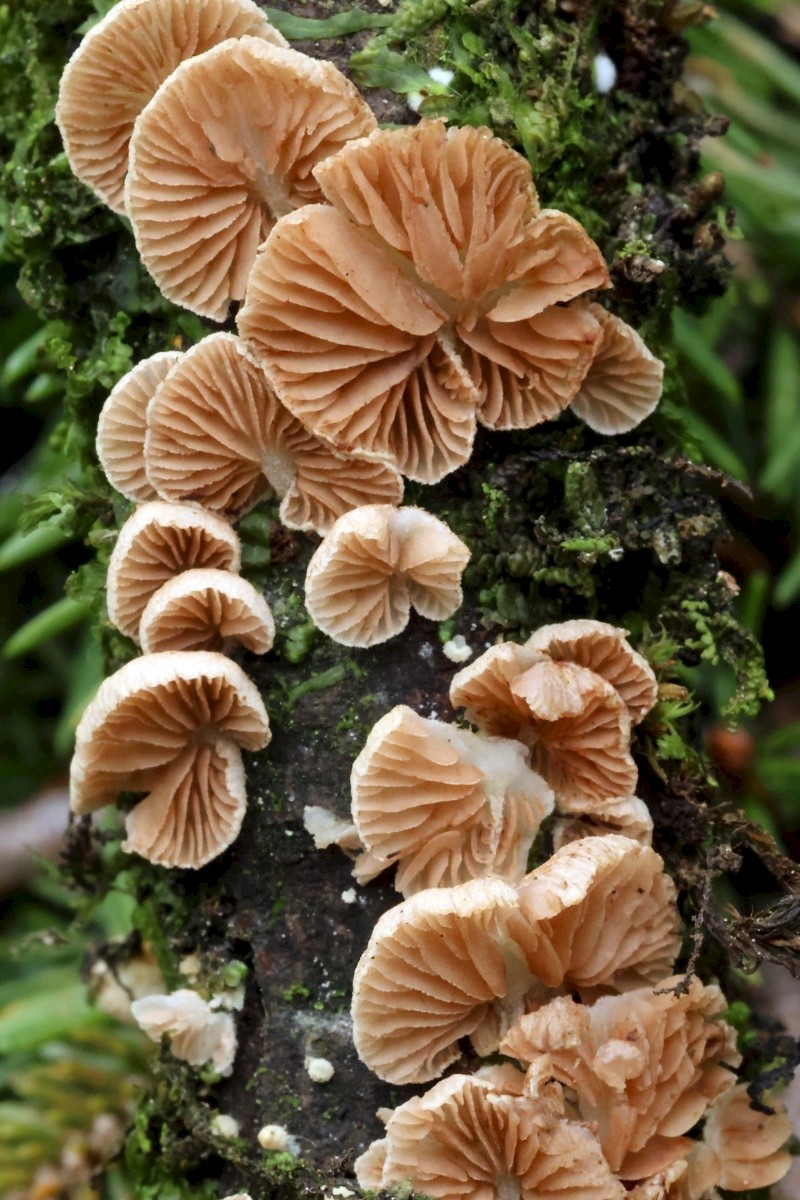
[107,501,241,640]
[507,835,681,994]
[500,976,741,1182]
[449,644,637,802]
[126,38,377,321]
[356,1072,625,1200]
[139,569,275,655]
[144,333,402,530]
[569,304,664,435]
[350,705,554,894]
[55,0,285,214]
[351,878,532,1084]
[238,120,611,483]
[304,505,470,647]
[131,988,237,1074]
[69,651,270,868]
[96,352,182,502]
[702,1085,792,1192]
[552,793,654,849]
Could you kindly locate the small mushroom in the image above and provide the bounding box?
[357,1072,625,1200]
[131,987,237,1074]
[351,878,530,1084]
[350,705,554,894]
[570,304,664,435]
[305,505,470,647]
[702,1085,792,1192]
[70,651,270,868]
[501,976,741,1181]
[96,352,182,502]
[139,569,275,655]
[107,501,240,640]
[507,835,681,994]
[238,120,610,483]
[552,794,654,849]
[450,644,637,802]
[144,333,402,530]
[126,38,377,320]
[55,0,284,214]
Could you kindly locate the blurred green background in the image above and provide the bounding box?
[0,0,799,1194]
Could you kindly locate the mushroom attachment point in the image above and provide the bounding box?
[569,304,665,435]
[126,38,377,320]
[69,652,270,868]
[356,1072,626,1200]
[304,505,470,647]
[238,120,612,483]
[97,351,182,502]
[107,501,241,640]
[55,0,285,213]
[350,705,554,894]
[144,333,402,530]
[139,569,275,655]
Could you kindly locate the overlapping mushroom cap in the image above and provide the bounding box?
[702,1085,792,1192]
[570,304,665,436]
[238,120,611,483]
[55,0,284,213]
[107,502,241,639]
[139,569,275,655]
[126,38,377,320]
[507,835,681,993]
[70,652,270,868]
[131,988,237,1074]
[350,705,554,894]
[97,352,182,501]
[356,1072,625,1200]
[553,793,654,849]
[500,975,741,1181]
[144,333,402,530]
[305,505,470,646]
[351,878,530,1084]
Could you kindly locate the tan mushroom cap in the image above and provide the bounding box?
[238,120,609,483]
[553,794,654,849]
[570,304,665,436]
[131,988,237,1074]
[526,619,658,723]
[305,506,470,647]
[350,706,553,894]
[126,38,377,321]
[97,352,182,502]
[351,878,531,1084]
[359,1072,625,1200]
[139,569,275,655]
[507,835,681,993]
[501,976,740,1181]
[703,1085,792,1192]
[55,0,284,214]
[450,645,637,803]
[107,502,241,640]
[144,333,402,530]
[69,652,270,868]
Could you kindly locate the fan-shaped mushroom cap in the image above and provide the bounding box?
[55,0,284,214]
[703,1085,792,1192]
[501,976,740,1181]
[622,1151,713,1200]
[570,305,664,435]
[305,506,469,647]
[238,120,608,484]
[97,352,182,501]
[107,502,240,639]
[357,1072,625,1200]
[351,878,533,1084]
[450,645,637,802]
[131,988,237,1074]
[507,836,681,993]
[351,706,553,894]
[526,619,657,723]
[126,38,377,321]
[70,652,270,868]
[553,794,654,849]
[139,569,274,655]
[144,333,402,530]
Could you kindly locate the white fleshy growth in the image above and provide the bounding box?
[306,1055,335,1083]
[443,635,473,663]
[593,52,617,93]
[428,67,454,86]
[131,989,237,1075]
[303,805,362,851]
